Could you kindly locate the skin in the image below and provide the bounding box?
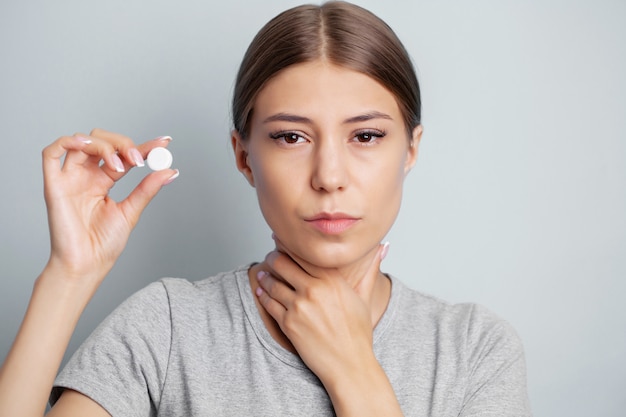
[233,60,422,416]
[0,60,422,416]
[0,130,177,416]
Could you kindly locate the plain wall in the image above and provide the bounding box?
[1,0,624,415]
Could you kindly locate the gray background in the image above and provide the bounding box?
[1,0,624,415]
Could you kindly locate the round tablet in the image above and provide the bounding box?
[146,147,173,171]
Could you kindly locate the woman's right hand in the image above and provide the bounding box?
[42,128,178,287]
[0,128,176,417]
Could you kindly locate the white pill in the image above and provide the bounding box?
[147,147,173,171]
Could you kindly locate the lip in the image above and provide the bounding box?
[305,212,360,235]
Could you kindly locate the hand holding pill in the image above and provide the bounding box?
[40,130,179,288]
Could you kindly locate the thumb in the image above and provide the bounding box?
[119,169,179,228]
[354,241,390,299]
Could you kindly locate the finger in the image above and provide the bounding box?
[272,233,288,253]
[92,129,172,154]
[89,128,140,166]
[60,133,129,176]
[42,135,92,184]
[60,133,102,169]
[136,135,173,154]
[117,168,180,229]
[66,132,172,180]
[255,285,287,324]
[92,129,173,167]
[270,235,321,282]
[353,242,389,298]
[87,129,142,172]
[42,135,91,170]
[256,270,295,309]
[114,134,174,174]
[264,250,310,291]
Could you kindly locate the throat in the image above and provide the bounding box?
[246,262,392,354]
[248,263,298,354]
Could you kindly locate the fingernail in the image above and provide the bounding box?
[155,135,173,142]
[76,136,92,144]
[130,148,144,167]
[381,241,390,261]
[256,287,264,297]
[163,169,180,185]
[256,271,266,281]
[111,154,125,173]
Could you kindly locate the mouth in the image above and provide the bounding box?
[304,212,360,235]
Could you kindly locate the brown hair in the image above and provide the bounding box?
[232,1,421,139]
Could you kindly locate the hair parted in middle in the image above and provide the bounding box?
[232,1,421,139]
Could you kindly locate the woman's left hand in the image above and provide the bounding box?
[255,243,385,386]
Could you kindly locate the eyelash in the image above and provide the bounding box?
[269,131,307,144]
[268,129,387,146]
[352,129,386,145]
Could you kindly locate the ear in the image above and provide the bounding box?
[231,130,255,187]
[404,124,422,175]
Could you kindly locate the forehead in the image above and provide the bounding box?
[252,61,403,124]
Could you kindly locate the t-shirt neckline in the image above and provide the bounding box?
[235,263,401,369]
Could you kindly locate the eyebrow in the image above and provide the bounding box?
[262,111,393,125]
[344,111,393,124]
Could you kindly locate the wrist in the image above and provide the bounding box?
[323,353,403,417]
[37,261,103,305]
[42,254,109,287]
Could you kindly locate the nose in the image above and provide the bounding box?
[310,138,349,192]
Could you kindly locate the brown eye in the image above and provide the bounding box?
[357,132,374,142]
[269,131,307,145]
[353,130,386,144]
[284,133,301,143]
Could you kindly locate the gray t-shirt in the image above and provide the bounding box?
[51,265,532,416]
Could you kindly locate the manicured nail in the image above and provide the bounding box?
[76,136,92,144]
[129,148,144,167]
[256,271,267,281]
[155,135,172,142]
[111,154,125,173]
[256,287,264,297]
[163,169,179,185]
[381,241,390,261]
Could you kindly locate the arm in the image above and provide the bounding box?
[322,354,404,417]
[0,130,177,417]
[255,244,405,417]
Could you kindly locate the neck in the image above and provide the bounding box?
[289,245,388,312]
[247,247,392,354]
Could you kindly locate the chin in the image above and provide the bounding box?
[291,239,377,270]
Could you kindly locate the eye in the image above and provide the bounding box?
[269,131,307,144]
[352,130,386,144]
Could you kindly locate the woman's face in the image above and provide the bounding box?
[233,60,420,269]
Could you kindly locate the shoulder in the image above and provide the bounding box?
[388,277,526,380]
[51,265,252,413]
[73,265,250,344]
[387,278,531,415]
[159,265,246,292]
[391,277,522,350]
[117,265,248,308]
[154,264,249,312]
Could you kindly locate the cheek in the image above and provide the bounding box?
[365,153,407,225]
[368,152,407,196]
[250,158,300,230]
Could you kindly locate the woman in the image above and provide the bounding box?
[0,2,531,416]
